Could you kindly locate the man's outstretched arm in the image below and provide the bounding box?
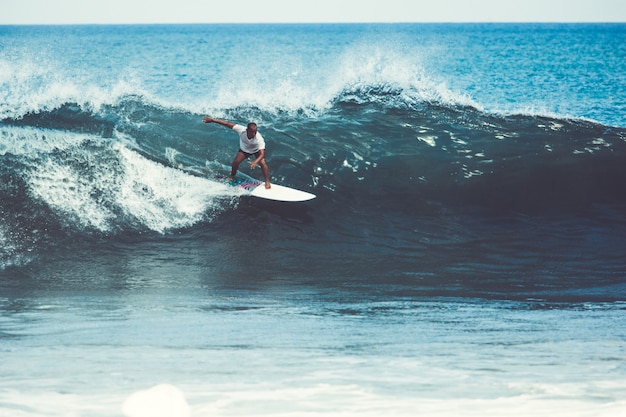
[202,117,235,129]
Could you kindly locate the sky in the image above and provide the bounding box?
[1,0,625,25]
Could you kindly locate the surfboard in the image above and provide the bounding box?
[169,159,315,202]
[222,175,316,202]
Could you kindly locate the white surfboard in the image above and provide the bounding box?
[222,175,316,202]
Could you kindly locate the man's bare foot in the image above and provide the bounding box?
[265,181,271,189]
[226,175,235,183]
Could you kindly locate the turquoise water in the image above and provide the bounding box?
[1,23,625,416]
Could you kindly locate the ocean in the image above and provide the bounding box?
[1,23,625,416]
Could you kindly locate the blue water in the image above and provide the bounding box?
[1,23,626,416]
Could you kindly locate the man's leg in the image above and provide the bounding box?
[259,159,271,189]
[228,151,248,180]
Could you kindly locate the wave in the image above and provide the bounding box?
[0,107,242,267]
[2,38,616,126]
[0,61,473,121]
[2,89,626,269]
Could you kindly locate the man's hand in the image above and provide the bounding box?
[202,116,213,123]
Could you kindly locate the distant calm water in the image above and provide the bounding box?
[1,23,625,416]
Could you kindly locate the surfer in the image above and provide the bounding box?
[202,117,271,189]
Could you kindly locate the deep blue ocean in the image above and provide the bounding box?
[1,23,626,416]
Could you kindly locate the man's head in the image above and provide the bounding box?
[246,122,258,138]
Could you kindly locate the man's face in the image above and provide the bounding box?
[246,124,257,138]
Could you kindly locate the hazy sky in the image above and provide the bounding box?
[2,0,625,24]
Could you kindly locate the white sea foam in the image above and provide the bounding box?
[28,158,118,232]
[203,38,479,117]
[20,131,235,233]
[123,384,190,417]
[2,388,624,417]
[0,51,147,120]
[0,125,87,156]
[115,144,233,233]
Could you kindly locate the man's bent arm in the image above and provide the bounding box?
[250,149,266,168]
[202,117,236,129]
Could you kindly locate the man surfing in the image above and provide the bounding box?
[202,117,271,189]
